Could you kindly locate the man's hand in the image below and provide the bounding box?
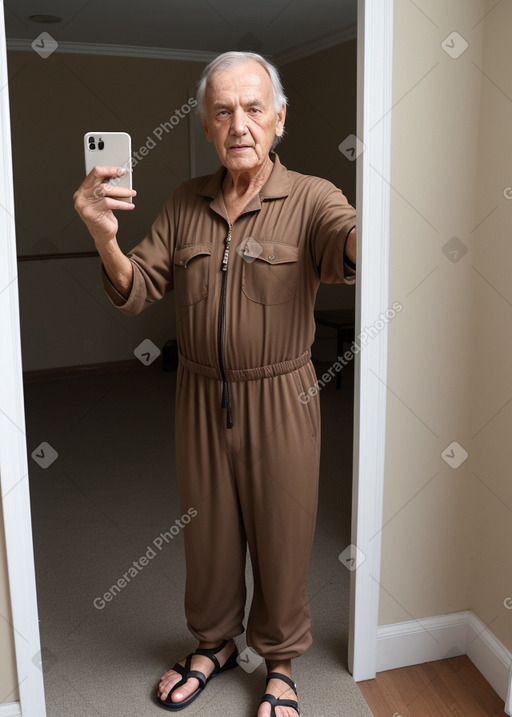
[73,166,137,298]
[73,165,136,245]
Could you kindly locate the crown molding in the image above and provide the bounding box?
[274,23,357,64]
[7,25,356,65]
[6,38,217,62]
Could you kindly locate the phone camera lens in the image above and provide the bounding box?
[98,140,104,150]
[88,136,95,144]
[89,143,96,150]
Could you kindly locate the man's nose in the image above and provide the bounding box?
[230,107,247,135]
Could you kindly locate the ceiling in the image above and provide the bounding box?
[3,0,357,63]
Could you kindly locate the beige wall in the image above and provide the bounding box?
[380,0,512,657]
[0,500,19,703]
[470,0,512,654]
[380,0,483,625]
[380,0,483,622]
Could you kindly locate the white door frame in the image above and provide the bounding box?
[349,0,394,681]
[0,1,46,714]
[0,1,393,713]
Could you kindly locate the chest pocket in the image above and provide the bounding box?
[242,243,299,305]
[173,244,212,306]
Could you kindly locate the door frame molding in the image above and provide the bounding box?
[349,0,394,681]
[0,1,46,714]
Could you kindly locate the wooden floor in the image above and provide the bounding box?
[358,656,507,716]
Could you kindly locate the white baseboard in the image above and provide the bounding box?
[0,703,21,717]
[467,613,512,714]
[376,610,512,714]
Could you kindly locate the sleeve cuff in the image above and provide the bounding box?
[101,264,130,307]
[343,225,357,271]
[101,262,147,315]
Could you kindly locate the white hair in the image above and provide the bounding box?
[195,51,288,145]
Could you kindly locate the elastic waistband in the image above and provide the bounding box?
[178,350,311,382]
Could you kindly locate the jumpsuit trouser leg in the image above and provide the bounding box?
[175,358,321,661]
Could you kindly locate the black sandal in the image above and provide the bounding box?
[260,671,300,716]
[156,639,239,711]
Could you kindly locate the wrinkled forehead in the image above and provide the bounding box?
[205,60,273,106]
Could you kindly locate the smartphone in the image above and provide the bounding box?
[84,131,132,203]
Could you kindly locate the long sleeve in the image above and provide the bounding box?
[102,195,174,316]
[309,182,357,285]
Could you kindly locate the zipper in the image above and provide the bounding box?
[217,223,233,428]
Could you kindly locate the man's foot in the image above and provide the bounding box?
[157,639,236,706]
[257,660,299,717]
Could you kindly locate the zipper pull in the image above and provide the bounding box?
[222,246,230,272]
[222,226,232,272]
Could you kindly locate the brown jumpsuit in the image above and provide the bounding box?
[102,153,356,661]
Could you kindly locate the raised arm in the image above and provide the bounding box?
[73,165,137,298]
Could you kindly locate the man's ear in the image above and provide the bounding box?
[275,104,286,137]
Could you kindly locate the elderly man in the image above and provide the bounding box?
[74,51,356,716]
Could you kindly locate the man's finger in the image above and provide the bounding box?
[100,197,136,211]
[84,165,131,186]
[92,184,137,200]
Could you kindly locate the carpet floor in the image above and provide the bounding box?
[24,360,373,717]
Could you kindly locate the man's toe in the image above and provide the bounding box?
[169,676,200,703]
[257,703,271,717]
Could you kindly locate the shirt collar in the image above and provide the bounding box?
[196,152,291,202]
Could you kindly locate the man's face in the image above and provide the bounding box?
[202,60,286,175]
